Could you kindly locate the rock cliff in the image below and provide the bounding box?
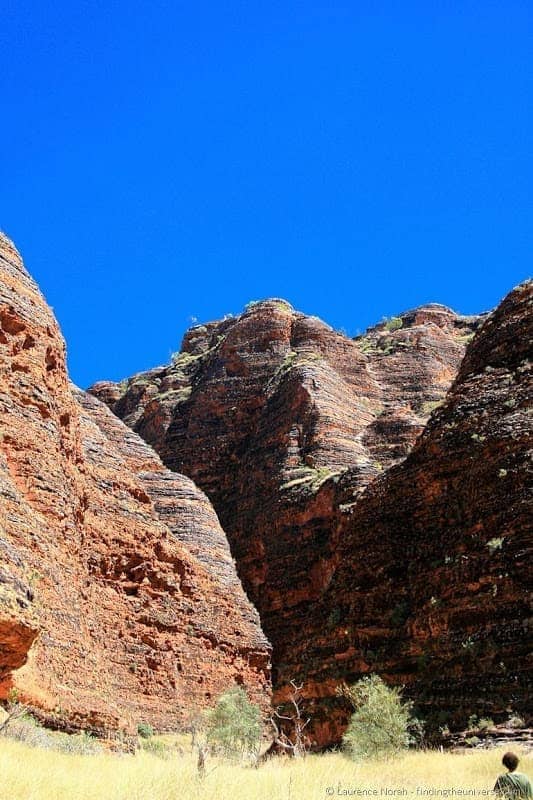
[0,233,271,736]
[288,281,532,744]
[93,293,531,746]
[6,226,528,748]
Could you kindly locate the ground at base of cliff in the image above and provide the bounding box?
[1,740,531,800]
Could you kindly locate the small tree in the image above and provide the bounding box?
[0,689,28,735]
[183,709,206,752]
[206,686,261,759]
[338,674,419,759]
[270,680,311,757]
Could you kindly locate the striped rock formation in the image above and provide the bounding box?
[93,293,531,746]
[0,233,270,736]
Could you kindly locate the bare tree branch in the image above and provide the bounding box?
[268,680,311,757]
[0,701,27,735]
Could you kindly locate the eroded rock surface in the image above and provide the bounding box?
[301,281,532,744]
[92,295,520,744]
[0,233,270,735]
[400,283,532,721]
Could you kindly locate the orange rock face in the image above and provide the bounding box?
[6,228,528,748]
[93,296,517,744]
[0,234,271,735]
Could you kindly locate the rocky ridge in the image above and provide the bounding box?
[91,293,530,746]
[4,226,529,749]
[0,233,271,736]
[287,281,532,744]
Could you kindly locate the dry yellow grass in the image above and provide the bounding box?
[0,738,530,800]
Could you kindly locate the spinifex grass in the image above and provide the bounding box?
[0,737,530,800]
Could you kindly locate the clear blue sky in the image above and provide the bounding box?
[1,1,531,388]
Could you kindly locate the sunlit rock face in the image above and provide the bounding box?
[0,233,271,737]
[92,290,532,747]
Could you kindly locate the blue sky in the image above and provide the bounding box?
[1,1,531,388]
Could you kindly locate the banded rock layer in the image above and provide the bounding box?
[0,233,270,735]
[92,296,515,743]
[290,281,532,744]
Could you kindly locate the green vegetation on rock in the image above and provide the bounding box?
[383,316,403,332]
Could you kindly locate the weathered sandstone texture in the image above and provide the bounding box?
[91,294,531,746]
[0,233,270,736]
[291,281,532,744]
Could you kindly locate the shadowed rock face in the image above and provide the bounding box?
[91,296,511,743]
[288,281,532,745]
[0,234,270,735]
